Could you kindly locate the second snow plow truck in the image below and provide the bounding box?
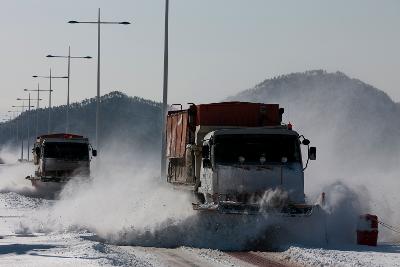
[165,102,317,216]
[26,133,97,187]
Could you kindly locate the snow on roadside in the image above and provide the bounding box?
[0,192,154,267]
[0,192,49,210]
[279,245,400,267]
[181,246,236,266]
[1,164,400,267]
[0,232,154,267]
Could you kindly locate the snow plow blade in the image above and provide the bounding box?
[192,201,315,216]
[25,175,69,183]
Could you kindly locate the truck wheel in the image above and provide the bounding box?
[194,192,205,204]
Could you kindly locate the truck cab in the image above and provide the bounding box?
[28,133,97,185]
[199,127,311,206]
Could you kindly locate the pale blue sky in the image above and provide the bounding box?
[1,0,399,116]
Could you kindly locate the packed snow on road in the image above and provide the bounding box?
[0,150,399,267]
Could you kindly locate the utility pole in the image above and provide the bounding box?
[25,84,44,138]
[12,103,34,161]
[68,9,131,151]
[49,69,52,133]
[47,47,92,132]
[33,71,68,134]
[16,96,35,161]
[7,110,19,143]
[161,0,169,180]
[28,94,31,161]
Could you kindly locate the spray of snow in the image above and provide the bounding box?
[1,141,311,250]
[321,182,371,244]
[231,71,400,242]
[0,146,38,197]
[0,138,384,249]
[258,188,289,211]
[0,146,64,199]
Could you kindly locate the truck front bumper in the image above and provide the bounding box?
[192,201,314,216]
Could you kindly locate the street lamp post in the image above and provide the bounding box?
[12,103,34,161]
[1,117,12,138]
[47,47,92,133]
[25,84,46,138]
[12,104,25,161]
[8,110,20,142]
[7,116,12,139]
[161,0,169,180]
[68,8,131,151]
[1,119,7,136]
[16,94,35,161]
[33,70,68,133]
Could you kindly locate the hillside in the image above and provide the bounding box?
[228,70,400,195]
[2,70,399,174]
[0,91,162,153]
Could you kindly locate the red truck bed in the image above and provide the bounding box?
[166,102,281,159]
[194,102,281,127]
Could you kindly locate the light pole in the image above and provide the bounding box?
[8,110,20,142]
[68,8,131,151]
[47,47,92,132]
[161,0,169,180]
[5,115,12,137]
[25,84,46,138]
[17,94,36,161]
[1,119,7,137]
[12,103,34,161]
[33,70,68,133]
[1,117,12,138]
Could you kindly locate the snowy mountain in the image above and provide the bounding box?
[228,70,400,176]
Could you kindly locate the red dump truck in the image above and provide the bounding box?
[165,102,317,215]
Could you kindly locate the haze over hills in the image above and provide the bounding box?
[228,70,400,210]
[1,70,399,174]
[0,91,162,154]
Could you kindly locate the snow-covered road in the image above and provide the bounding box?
[0,162,400,267]
[1,191,400,267]
[0,191,288,266]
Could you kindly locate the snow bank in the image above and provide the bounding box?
[281,245,400,267]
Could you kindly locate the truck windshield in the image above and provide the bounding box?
[43,142,89,161]
[214,134,300,165]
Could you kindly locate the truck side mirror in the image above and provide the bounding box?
[302,139,310,146]
[309,147,316,160]
[92,150,97,157]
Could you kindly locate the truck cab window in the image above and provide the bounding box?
[214,134,300,165]
[44,142,89,161]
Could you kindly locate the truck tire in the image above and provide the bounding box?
[193,177,205,203]
[194,192,205,204]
